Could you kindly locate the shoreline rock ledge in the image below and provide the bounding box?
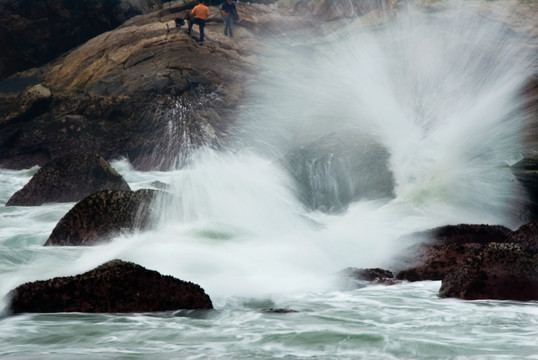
[6,260,214,314]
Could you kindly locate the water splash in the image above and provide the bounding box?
[140,86,225,170]
[233,2,533,223]
[126,2,535,297]
[3,2,534,301]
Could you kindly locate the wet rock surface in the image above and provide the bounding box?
[44,189,158,246]
[7,259,213,313]
[393,223,538,300]
[395,224,514,282]
[439,243,538,301]
[6,150,130,206]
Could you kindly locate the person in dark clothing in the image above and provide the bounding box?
[220,0,237,37]
[187,0,210,44]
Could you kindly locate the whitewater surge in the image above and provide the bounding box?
[1,2,537,359]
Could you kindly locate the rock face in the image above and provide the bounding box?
[0,0,401,171]
[0,1,256,170]
[394,223,538,300]
[7,259,213,313]
[44,189,157,246]
[6,150,130,206]
[0,0,166,80]
[439,243,538,301]
[395,224,514,281]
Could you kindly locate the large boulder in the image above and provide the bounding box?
[395,224,513,281]
[44,189,158,246]
[7,259,213,313]
[0,0,166,81]
[439,243,538,301]
[284,130,394,213]
[6,150,130,206]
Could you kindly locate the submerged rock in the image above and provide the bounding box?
[44,189,158,246]
[439,243,538,301]
[340,267,399,286]
[7,259,213,313]
[6,150,130,206]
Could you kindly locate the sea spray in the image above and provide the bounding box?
[1,0,535,305]
[233,2,533,225]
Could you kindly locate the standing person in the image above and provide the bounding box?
[187,0,210,44]
[220,0,237,37]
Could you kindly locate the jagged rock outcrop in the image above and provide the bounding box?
[7,259,213,313]
[6,150,130,206]
[395,224,514,281]
[44,189,158,246]
[439,243,538,301]
[0,0,167,80]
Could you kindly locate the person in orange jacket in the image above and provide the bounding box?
[187,0,210,44]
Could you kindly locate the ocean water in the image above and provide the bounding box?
[1,2,537,359]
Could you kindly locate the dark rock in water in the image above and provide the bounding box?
[44,189,158,246]
[7,259,213,313]
[395,224,513,281]
[262,308,299,314]
[284,130,394,213]
[439,243,538,301]
[0,0,166,80]
[341,267,399,286]
[6,150,130,206]
[396,243,484,282]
